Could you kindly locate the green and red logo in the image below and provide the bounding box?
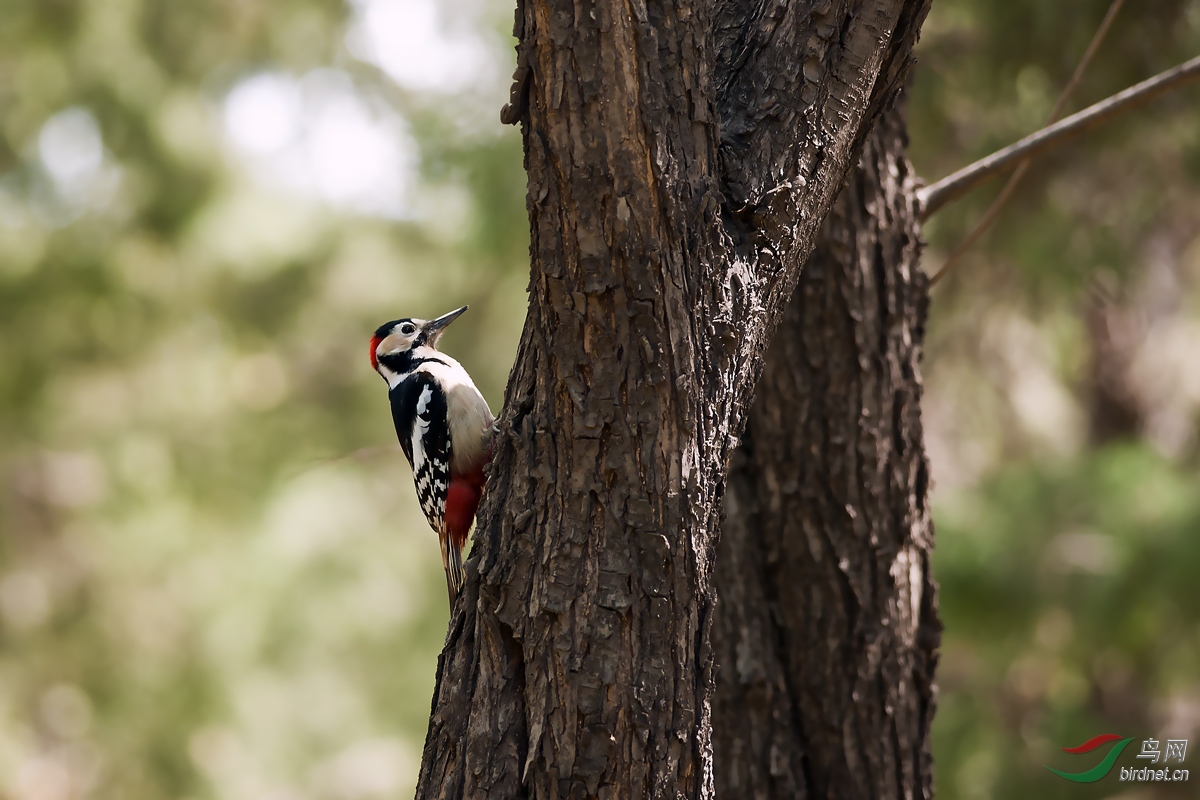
[1045,734,1135,783]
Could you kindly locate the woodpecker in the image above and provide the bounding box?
[370,306,494,605]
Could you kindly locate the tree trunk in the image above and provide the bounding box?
[415,3,931,798]
[711,105,939,800]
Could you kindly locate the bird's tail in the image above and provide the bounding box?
[441,534,466,607]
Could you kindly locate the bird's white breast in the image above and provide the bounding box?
[410,349,494,473]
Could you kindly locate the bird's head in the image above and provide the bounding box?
[370,305,468,383]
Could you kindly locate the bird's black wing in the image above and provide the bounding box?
[390,373,452,533]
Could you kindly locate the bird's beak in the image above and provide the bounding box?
[424,305,468,345]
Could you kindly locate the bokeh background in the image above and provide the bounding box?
[0,1,1197,798]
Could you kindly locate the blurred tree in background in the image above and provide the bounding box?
[0,0,1197,798]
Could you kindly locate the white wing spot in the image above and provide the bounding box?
[411,427,425,473]
[416,384,433,415]
[410,387,432,473]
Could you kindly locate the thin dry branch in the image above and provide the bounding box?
[918,54,1200,220]
[928,0,1126,286]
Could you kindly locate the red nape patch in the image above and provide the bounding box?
[369,335,382,370]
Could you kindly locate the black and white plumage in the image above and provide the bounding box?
[392,377,451,544]
[371,306,494,605]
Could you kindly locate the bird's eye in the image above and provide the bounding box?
[400,324,416,335]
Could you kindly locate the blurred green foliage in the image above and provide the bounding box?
[0,0,526,796]
[913,2,1200,798]
[935,448,1200,798]
[0,0,1198,798]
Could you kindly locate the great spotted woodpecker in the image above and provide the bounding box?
[370,306,494,605]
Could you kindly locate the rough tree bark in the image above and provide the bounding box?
[712,106,940,800]
[415,2,931,799]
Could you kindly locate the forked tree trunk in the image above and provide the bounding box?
[415,2,931,798]
[712,105,940,800]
